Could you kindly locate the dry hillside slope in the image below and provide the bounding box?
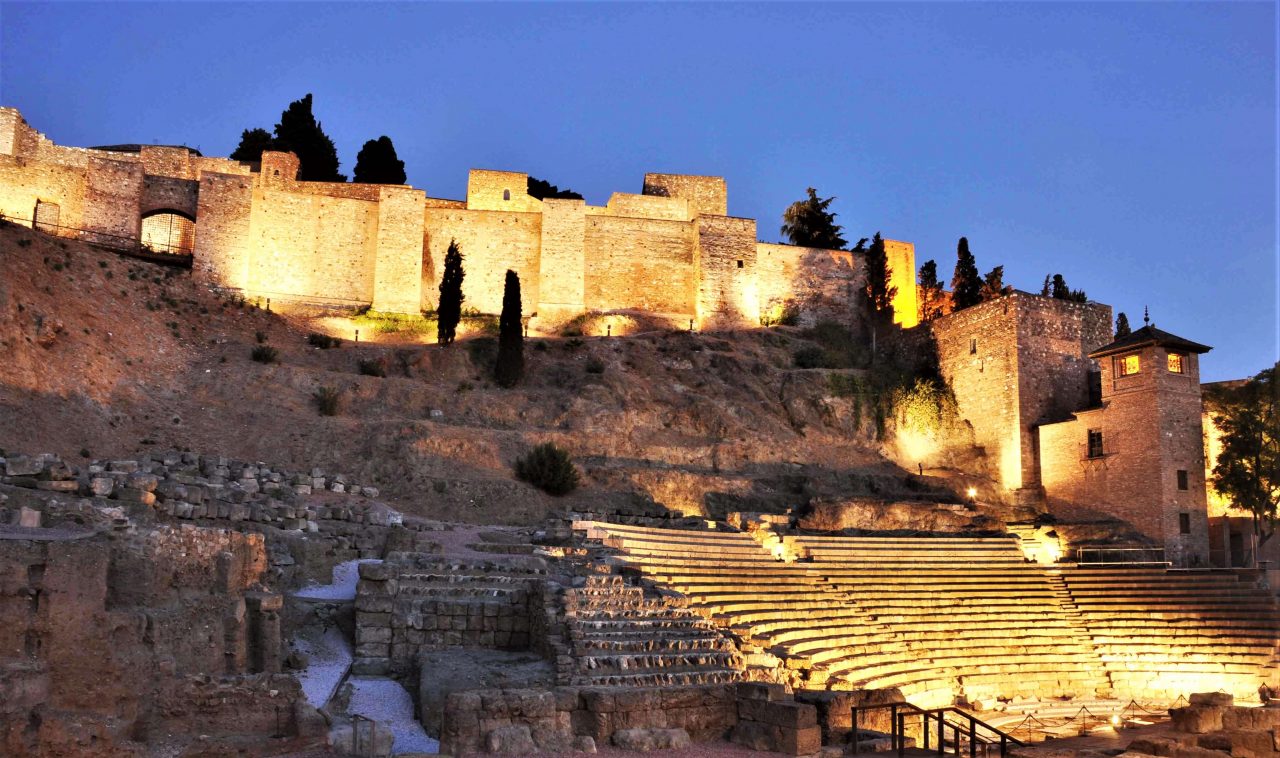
[0,222,983,525]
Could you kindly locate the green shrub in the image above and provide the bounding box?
[251,345,278,364]
[793,346,831,369]
[255,330,268,344]
[514,443,581,496]
[358,358,386,377]
[313,386,341,416]
[308,332,341,349]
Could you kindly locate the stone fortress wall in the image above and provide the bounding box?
[0,107,918,331]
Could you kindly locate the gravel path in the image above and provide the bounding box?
[293,626,352,709]
[348,676,440,755]
[292,558,379,601]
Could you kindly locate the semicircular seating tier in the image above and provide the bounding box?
[574,521,1280,708]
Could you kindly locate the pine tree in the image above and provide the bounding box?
[1051,274,1071,300]
[864,232,897,317]
[437,240,465,345]
[950,237,983,310]
[494,270,525,388]
[781,188,848,250]
[1040,274,1052,296]
[273,94,345,182]
[980,265,1009,301]
[230,128,277,162]
[918,260,945,322]
[353,136,406,185]
[1115,312,1132,338]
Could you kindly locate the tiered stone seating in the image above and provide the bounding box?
[561,573,742,687]
[1060,566,1280,701]
[575,522,1279,709]
[789,535,1112,706]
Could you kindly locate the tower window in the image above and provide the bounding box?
[1177,469,1188,490]
[737,260,744,269]
[1179,513,1191,534]
[1086,429,1105,459]
[1167,353,1185,374]
[970,339,977,355]
[503,189,511,201]
[1118,354,1140,377]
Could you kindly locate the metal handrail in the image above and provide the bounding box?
[852,702,1023,758]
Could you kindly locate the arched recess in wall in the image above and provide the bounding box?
[139,209,196,255]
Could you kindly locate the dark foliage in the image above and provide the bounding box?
[494,270,525,388]
[514,442,580,496]
[1208,364,1280,550]
[1114,312,1132,338]
[230,128,277,162]
[1048,273,1088,303]
[358,358,387,377]
[918,259,946,322]
[308,332,342,349]
[527,176,583,200]
[250,345,278,363]
[274,94,345,182]
[781,188,848,250]
[864,232,897,317]
[950,237,983,311]
[980,265,1011,301]
[353,136,407,185]
[313,386,341,416]
[437,240,465,345]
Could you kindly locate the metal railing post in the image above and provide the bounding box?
[852,706,859,755]
[937,713,945,755]
[897,713,906,758]
[970,718,977,758]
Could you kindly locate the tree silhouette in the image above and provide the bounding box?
[918,260,946,322]
[1115,312,1132,338]
[980,265,1010,301]
[353,136,406,184]
[273,94,345,182]
[1049,273,1088,303]
[781,188,848,250]
[437,240,465,345]
[1209,363,1279,553]
[864,232,897,317]
[494,270,525,388]
[230,128,277,162]
[950,237,983,310]
[527,176,583,200]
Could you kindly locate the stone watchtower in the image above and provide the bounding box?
[1040,324,1213,565]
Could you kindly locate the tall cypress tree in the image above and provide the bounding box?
[273,94,345,182]
[437,240,465,345]
[950,237,983,310]
[864,232,897,317]
[918,259,945,322]
[494,270,525,388]
[353,136,407,184]
[230,128,277,162]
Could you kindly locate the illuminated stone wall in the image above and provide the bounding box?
[0,106,920,327]
[933,293,1111,495]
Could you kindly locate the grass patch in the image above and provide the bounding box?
[307,332,342,349]
[313,386,341,416]
[352,310,438,338]
[250,345,278,364]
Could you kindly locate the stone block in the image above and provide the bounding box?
[359,561,390,581]
[1172,706,1225,734]
[1190,693,1235,707]
[35,480,77,492]
[350,657,390,676]
[779,724,823,756]
[611,727,691,752]
[356,626,392,644]
[4,456,42,477]
[332,719,394,757]
[116,488,156,506]
[17,507,41,527]
[89,477,114,497]
[737,681,787,701]
[126,472,159,492]
[486,724,536,754]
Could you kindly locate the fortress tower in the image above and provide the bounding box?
[1039,324,1213,565]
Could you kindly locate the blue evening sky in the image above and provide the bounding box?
[1,2,1274,381]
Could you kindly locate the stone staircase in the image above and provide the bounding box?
[560,573,743,687]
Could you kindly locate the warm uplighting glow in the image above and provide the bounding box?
[966,487,978,499]
[1110,715,1121,727]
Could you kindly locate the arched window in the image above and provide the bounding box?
[140,211,196,254]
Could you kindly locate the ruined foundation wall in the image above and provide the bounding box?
[755,244,863,327]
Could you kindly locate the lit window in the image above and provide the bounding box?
[1118,354,1140,377]
[1179,513,1191,534]
[1167,353,1184,374]
[1177,470,1188,490]
[1087,429,1104,459]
